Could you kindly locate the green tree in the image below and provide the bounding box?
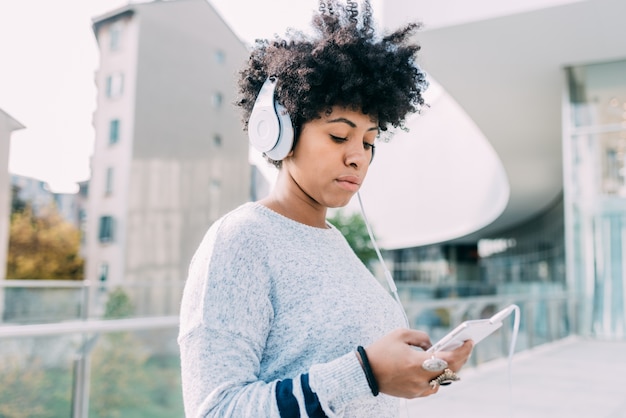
[103,287,135,319]
[6,205,84,280]
[327,210,378,268]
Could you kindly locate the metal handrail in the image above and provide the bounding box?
[0,315,179,338]
[0,279,88,288]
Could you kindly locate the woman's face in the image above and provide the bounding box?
[282,106,379,209]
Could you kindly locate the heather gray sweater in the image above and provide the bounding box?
[178,202,406,417]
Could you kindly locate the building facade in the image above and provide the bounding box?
[368,0,626,338]
[88,0,250,315]
[564,58,626,338]
[0,109,24,281]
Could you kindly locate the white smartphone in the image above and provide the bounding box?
[426,305,513,353]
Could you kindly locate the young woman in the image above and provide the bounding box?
[178,1,473,416]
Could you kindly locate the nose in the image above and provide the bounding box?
[345,139,371,169]
[345,142,367,169]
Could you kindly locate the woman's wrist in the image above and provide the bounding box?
[356,346,379,396]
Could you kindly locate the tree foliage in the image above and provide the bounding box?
[103,287,135,319]
[7,205,84,280]
[327,210,378,268]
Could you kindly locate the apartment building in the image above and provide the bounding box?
[88,0,250,315]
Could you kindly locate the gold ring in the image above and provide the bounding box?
[429,368,460,387]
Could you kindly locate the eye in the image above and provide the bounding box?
[363,142,375,152]
[330,134,347,143]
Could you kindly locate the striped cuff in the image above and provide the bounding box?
[276,374,328,418]
[308,351,372,415]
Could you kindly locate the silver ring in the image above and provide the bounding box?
[421,355,449,372]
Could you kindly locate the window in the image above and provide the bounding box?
[109,22,122,51]
[109,119,120,144]
[99,262,109,282]
[210,179,221,193]
[106,73,124,98]
[105,167,114,195]
[214,49,225,64]
[79,209,87,244]
[99,216,115,243]
[211,92,223,108]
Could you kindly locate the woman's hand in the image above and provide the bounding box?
[363,328,473,399]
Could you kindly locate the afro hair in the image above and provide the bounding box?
[236,0,428,165]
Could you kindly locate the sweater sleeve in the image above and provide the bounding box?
[177,217,374,418]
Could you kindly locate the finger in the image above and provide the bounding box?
[402,329,432,351]
[457,339,474,359]
[450,339,474,356]
[436,343,473,370]
[461,339,474,350]
[422,382,439,397]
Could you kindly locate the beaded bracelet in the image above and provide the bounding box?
[356,345,379,396]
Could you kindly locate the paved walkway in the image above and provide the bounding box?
[403,336,626,418]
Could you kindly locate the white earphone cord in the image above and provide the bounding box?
[356,192,410,327]
[357,192,520,416]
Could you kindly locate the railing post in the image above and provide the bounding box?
[71,282,93,418]
[71,355,89,418]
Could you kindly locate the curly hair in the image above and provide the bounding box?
[236,0,428,166]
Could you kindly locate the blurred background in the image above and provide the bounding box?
[0,0,625,417]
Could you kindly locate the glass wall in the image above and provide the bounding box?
[385,196,566,300]
[564,58,626,339]
[478,197,566,294]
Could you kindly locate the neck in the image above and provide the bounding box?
[259,172,328,229]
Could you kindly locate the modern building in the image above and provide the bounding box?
[349,0,626,338]
[9,174,84,226]
[88,0,250,315]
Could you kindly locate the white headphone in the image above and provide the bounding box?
[248,77,295,161]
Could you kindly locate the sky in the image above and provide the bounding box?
[0,0,577,194]
[0,0,325,193]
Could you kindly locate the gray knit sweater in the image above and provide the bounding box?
[178,202,406,417]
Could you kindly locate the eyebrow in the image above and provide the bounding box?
[327,117,379,132]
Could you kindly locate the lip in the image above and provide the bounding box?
[336,175,361,192]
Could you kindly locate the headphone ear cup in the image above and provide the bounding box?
[248,77,294,161]
[264,102,294,161]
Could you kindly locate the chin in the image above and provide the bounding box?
[327,198,352,209]
[319,191,356,209]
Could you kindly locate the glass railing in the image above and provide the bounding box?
[0,280,580,417]
[0,316,181,418]
[399,288,580,365]
[0,280,185,324]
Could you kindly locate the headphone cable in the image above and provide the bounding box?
[357,191,410,327]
